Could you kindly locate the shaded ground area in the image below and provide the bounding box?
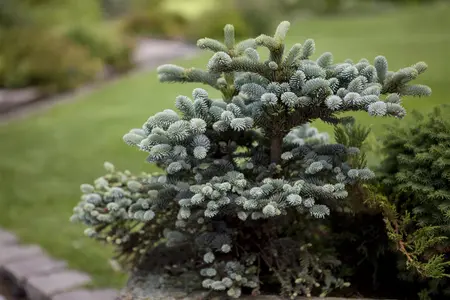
[0,276,23,300]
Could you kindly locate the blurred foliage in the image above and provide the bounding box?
[258,0,437,16]
[0,0,32,28]
[380,0,437,2]
[119,0,438,42]
[184,7,252,42]
[0,0,135,93]
[28,0,103,27]
[120,0,188,38]
[122,10,187,39]
[184,0,281,42]
[0,28,102,92]
[64,25,135,73]
[161,0,219,21]
[231,0,282,35]
[121,0,281,41]
[0,0,103,28]
[100,0,131,18]
[0,0,441,94]
[279,0,345,14]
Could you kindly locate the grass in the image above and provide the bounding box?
[290,2,450,162]
[0,2,449,288]
[162,0,219,20]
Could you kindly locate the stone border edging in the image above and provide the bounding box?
[0,228,118,300]
[1,228,395,300]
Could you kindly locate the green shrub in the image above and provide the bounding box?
[231,0,282,35]
[104,37,135,73]
[28,0,103,27]
[122,0,280,42]
[379,0,437,3]
[328,117,450,299]
[122,11,164,36]
[186,0,279,42]
[0,28,102,92]
[0,0,103,29]
[276,0,401,16]
[64,25,135,73]
[122,9,187,39]
[0,0,31,28]
[65,26,114,60]
[100,0,131,18]
[185,8,252,42]
[376,105,450,298]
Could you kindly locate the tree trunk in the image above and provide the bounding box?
[270,135,283,164]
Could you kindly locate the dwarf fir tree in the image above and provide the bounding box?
[71,21,431,298]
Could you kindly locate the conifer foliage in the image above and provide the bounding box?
[71,21,431,298]
[375,106,450,298]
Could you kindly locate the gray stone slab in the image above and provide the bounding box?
[0,87,41,110]
[3,254,66,282]
[0,245,43,266]
[0,229,17,246]
[91,289,119,300]
[52,289,118,300]
[25,270,91,300]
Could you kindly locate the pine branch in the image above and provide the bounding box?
[363,184,450,279]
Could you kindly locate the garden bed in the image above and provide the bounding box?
[0,38,198,119]
[118,271,393,300]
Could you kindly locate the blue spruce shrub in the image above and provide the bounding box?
[71,21,430,298]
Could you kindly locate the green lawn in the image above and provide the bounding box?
[163,0,219,20]
[0,3,449,288]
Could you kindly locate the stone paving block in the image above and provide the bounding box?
[0,88,41,109]
[0,245,43,266]
[25,270,91,300]
[52,289,119,300]
[0,229,17,246]
[3,254,67,282]
[91,289,119,300]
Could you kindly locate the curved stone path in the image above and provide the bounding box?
[0,38,199,126]
[0,228,118,300]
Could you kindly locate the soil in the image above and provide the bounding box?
[0,275,27,300]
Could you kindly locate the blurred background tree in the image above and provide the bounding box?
[0,0,440,94]
[0,0,133,92]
